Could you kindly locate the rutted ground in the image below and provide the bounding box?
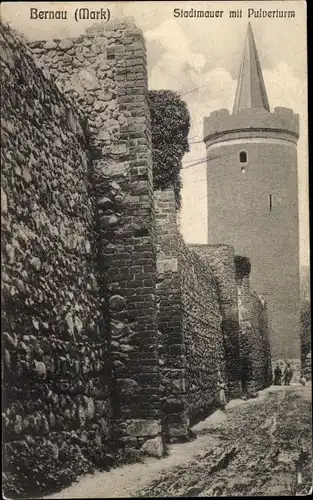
[43,384,312,498]
[137,385,312,497]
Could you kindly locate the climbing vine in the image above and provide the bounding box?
[234,255,251,279]
[148,90,190,208]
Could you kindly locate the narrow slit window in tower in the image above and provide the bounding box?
[239,151,247,163]
[269,194,272,212]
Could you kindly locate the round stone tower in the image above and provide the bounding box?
[204,23,300,359]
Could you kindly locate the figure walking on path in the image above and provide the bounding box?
[273,364,282,385]
[217,370,227,411]
[283,362,293,386]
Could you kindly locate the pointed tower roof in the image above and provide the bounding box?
[233,23,270,114]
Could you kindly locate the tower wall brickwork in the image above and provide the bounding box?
[204,26,301,359]
[204,122,300,358]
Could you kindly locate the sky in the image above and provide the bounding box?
[1,0,309,266]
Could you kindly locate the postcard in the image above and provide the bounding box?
[1,1,311,498]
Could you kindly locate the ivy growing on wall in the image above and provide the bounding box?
[148,90,190,208]
[234,255,251,279]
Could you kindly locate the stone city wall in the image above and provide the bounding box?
[249,292,272,389]
[179,241,225,426]
[30,19,162,454]
[154,188,188,443]
[1,22,113,495]
[235,258,272,393]
[155,188,225,433]
[302,352,311,381]
[190,244,242,398]
[1,18,273,498]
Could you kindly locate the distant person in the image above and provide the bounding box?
[273,365,282,385]
[283,362,293,386]
[300,375,307,386]
[241,357,252,395]
[217,370,227,411]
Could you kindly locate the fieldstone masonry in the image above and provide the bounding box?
[235,258,272,393]
[1,18,272,495]
[179,239,226,425]
[1,22,114,492]
[190,245,242,398]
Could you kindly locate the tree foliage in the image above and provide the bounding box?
[148,90,190,207]
[300,299,311,361]
[234,255,251,279]
[300,267,311,362]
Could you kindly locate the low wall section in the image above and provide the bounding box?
[155,189,226,435]
[236,262,272,393]
[179,241,225,425]
[189,245,242,398]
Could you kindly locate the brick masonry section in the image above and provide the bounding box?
[154,189,188,443]
[156,189,227,435]
[30,19,162,452]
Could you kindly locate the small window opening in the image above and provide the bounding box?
[269,194,272,212]
[241,166,246,174]
[239,151,247,163]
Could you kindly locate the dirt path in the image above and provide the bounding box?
[42,434,221,498]
[43,384,312,498]
[43,418,224,498]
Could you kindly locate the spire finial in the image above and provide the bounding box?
[233,23,270,114]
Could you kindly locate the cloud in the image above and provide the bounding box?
[146,19,206,92]
[146,19,236,133]
[146,19,308,264]
[263,62,307,115]
[146,19,237,242]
